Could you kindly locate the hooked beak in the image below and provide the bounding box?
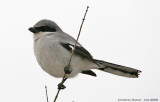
[28,27,39,33]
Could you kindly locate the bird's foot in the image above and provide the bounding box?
[64,66,72,74]
[58,82,66,90]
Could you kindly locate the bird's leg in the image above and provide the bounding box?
[58,78,67,90]
[64,66,72,74]
[57,66,72,90]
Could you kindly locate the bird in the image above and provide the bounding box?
[29,19,141,89]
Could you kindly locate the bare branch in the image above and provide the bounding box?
[53,6,90,102]
[67,6,90,67]
[45,85,49,102]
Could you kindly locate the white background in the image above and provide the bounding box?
[0,0,160,102]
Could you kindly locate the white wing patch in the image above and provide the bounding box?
[69,44,74,50]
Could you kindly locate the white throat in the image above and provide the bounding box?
[34,32,52,41]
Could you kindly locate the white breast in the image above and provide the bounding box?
[34,32,98,78]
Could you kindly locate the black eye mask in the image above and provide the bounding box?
[35,26,57,32]
[29,26,57,33]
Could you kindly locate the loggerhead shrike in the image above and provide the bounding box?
[29,19,141,88]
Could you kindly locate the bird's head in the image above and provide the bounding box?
[28,19,62,34]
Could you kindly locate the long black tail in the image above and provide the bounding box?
[94,59,141,78]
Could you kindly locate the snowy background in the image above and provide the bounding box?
[0,0,160,102]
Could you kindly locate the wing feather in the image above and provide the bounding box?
[60,42,93,60]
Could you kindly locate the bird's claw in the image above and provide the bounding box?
[64,66,72,74]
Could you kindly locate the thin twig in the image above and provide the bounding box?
[54,89,60,102]
[45,85,49,102]
[67,6,89,68]
[53,6,90,102]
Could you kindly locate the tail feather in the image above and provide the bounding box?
[94,59,141,78]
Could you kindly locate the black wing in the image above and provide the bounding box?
[60,42,93,60]
[81,70,97,77]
